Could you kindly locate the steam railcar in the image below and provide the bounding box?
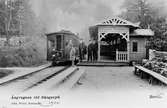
[46,30,80,65]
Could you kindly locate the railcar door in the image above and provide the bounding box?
[56,35,62,50]
[56,35,65,60]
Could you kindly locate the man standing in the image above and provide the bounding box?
[87,40,93,62]
[70,44,76,66]
[65,40,72,60]
[79,39,84,62]
[92,40,98,62]
[65,40,75,66]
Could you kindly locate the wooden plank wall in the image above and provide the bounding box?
[129,37,147,62]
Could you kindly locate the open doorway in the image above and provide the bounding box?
[100,33,127,61]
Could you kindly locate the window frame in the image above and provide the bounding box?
[132,41,138,52]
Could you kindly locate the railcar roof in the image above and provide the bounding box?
[46,30,80,40]
[46,30,76,36]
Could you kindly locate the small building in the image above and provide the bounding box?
[89,17,154,63]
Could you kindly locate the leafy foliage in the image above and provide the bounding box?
[89,26,98,40]
[0,0,45,45]
[0,0,46,67]
[0,44,46,67]
[121,0,167,51]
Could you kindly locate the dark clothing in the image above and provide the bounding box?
[92,41,98,61]
[65,45,71,59]
[87,43,93,62]
[79,42,86,61]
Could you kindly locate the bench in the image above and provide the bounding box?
[134,65,167,85]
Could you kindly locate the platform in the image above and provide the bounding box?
[77,61,129,66]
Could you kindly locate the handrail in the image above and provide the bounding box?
[116,50,128,62]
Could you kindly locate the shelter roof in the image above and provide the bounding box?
[130,29,154,36]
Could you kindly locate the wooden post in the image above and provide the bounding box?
[134,67,137,75]
[127,40,130,62]
[125,31,130,62]
[116,49,118,61]
[149,76,153,85]
[140,71,144,79]
[98,32,100,61]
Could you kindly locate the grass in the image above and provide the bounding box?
[0,69,13,78]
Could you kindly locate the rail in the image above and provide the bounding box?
[116,51,128,62]
[0,63,51,85]
[26,67,79,91]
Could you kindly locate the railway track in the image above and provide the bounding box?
[25,66,85,93]
[0,64,51,86]
[0,65,85,94]
[0,66,68,93]
[23,66,70,91]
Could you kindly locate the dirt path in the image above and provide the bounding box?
[60,66,167,108]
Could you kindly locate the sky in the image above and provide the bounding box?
[30,0,167,40]
[30,0,124,40]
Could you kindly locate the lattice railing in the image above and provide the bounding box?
[116,51,128,62]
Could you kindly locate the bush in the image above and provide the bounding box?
[0,46,46,67]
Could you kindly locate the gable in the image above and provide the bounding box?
[97,17,139,28]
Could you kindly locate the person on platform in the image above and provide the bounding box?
[79,39,87,62]
[65,40,76,66]
[65,40,71,60]
[82,41,87,60]
[92,40,98,62]
[70,44,76,66]
[87,40,93,62]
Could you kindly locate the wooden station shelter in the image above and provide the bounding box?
[89,17,154,63]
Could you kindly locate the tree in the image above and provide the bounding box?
[0,0,45,46]
[15,0,44,37]
[120,0,167,51]
[89,26,98,40]
[0,0,18,45]
[121,0,152,29]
